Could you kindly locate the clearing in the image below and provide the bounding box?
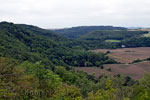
[105,39,121,43]
[142,33,150,37]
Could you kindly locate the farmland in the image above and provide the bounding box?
[75,47,150,80]
[74,61,150,80]
[92,47,150,63]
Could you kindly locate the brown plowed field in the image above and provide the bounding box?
[92,47,150,63]
[74,62,150,80]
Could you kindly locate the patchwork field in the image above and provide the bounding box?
[74,61,150,80]
[92,47,150,63]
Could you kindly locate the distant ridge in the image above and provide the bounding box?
[53,26,127,38]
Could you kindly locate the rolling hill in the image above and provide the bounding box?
[1,21,150,99]
[76,30,150,49]
[53,26,127,38]
[0,21,116,68]
[80,30,148,40]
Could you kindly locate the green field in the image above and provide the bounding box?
[143,33,150,37]
[105,39,121,43]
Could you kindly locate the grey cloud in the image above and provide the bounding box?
[0,0,150,28]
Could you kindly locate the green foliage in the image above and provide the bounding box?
[54,66,98,97]
[122,37,150,47]
[0,22,116,68]
[132,57,150,64]
[52,85,83,100]
[77,30,148,49]
[106,68,112,72]
[132,59,143,63]
[131,72,150,100]
[0,57,39,99]
[1,57,150,100]
[87,80,117,100]
[1,22,150,100]
[80,30,146,40]
[0,57,83,100]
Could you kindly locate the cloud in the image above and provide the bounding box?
[0,0,150,28]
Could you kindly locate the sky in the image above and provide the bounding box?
[1,0,150,28]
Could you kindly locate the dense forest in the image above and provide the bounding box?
[0,22,116,68]
[1,57,150,100]
[0,22,150,100]
[77,30,149,49]
[54,27,150,49]
[61,30,150,50]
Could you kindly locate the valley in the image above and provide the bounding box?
[0,22,150,99]
[1,0,150,99]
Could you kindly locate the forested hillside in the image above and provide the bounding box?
[54,26,127,38]
[54,27,150,50]
[76,30,149,49]
[1,57,150,100]
[1,22,150,100]
[0,22,116,67]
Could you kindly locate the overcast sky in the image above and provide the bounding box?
[1,0,150,28]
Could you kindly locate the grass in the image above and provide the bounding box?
[142,33,150,37]
[105,39,121,43]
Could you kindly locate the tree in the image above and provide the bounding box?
[87,80,117,100]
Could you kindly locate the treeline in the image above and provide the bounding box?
[132,57,150,64]
[122,37,150,47]
[0,57,150,100]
